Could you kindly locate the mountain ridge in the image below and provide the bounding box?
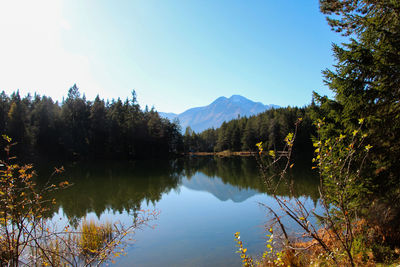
[159,95,279,133]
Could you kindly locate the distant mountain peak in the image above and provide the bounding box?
[159,95,279,133]
[229,94,246,101]
[212,96,228,104]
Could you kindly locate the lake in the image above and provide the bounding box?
[39,156,319,266]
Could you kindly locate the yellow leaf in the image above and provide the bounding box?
[268,150,276,158]
[365,144,373,151]
[256,142,263,152]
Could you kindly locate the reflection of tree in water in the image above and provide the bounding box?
[37,156,319,222]
[182,156,320,203]
[38,159,183,223]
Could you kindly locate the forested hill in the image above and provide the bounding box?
[0,85,183,160]
[182,105,315,157]
[0,85,317,161]
[159,95,279,133]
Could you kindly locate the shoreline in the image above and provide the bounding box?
[187,151,257,157]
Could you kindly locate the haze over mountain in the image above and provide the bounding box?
[159,95,279,133]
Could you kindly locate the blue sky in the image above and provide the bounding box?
[0,0,344,113]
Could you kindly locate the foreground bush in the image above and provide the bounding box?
[0,136,157,266]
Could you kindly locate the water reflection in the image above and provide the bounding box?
[38,156,319,220]
[182,157,319,202]
[35,156,320,266]
[182,172,259,202]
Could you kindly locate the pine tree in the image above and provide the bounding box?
[89,95,108,158]
[61,84,90,158]
[316,0,400,237]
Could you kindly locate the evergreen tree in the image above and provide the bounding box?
[61,84,90,158]
[7,92,32,155]
[106,98,126,158]
[198,128,217,152]
[0,87,183,160]
[215,122,230,151]
[183,126,195,153]
[0,91,10,136]
[89,95,108,158]
[30,95,61,156]
[315,0,400,241]
[230,121,241,151]
[241,119,257,151]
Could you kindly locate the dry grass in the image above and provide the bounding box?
[79,220,113,256]
[248,220,400,267]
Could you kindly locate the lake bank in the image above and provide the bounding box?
[188,151,257,157]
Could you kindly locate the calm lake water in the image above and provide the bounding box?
[39,156,319,267]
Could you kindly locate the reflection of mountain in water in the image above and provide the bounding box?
[183,156,320,203]
[37,156,319,222]
[182,172,259,202]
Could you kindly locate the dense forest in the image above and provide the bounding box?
[183,106,316,158]
[0,85,183,160]
[0,84,319,161]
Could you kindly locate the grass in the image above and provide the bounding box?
[79,220,113,256]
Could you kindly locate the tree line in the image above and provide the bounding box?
[183,106,316,158]
[0,84,183,160]
[0,84,320,161]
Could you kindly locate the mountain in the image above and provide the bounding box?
[159,112,178,122]
[182,172,259,203]
[159,95,279,133]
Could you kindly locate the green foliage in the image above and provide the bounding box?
[234,232,254,267]
[371,242,398,264]
[316,0,400,231]
[185,106,315,157]
[313,119,373,213]
[183,126,198,153]
[234,228,287,267]
[0,86,183,160]
[259,228,284,266]
[232,1,400,265]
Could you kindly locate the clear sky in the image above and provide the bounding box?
[0,0,344,114]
